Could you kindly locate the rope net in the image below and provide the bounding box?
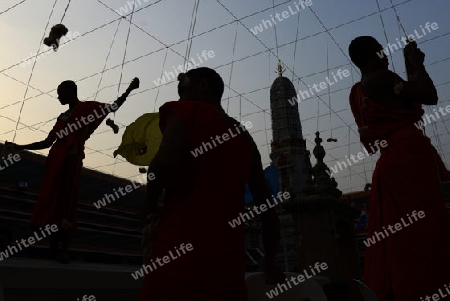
[0,0,449,194]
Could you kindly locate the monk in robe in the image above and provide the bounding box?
[348,36,450,300]
[6,78,139,263]
[139,67,285,300]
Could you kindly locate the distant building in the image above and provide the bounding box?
[244,63,361,288]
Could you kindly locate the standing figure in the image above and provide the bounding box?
[139,67,284,300]
[348,36,450,300]
[7,78,139,263]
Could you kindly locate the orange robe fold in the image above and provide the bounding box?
[30,101,109,232]
[350,83,450,300]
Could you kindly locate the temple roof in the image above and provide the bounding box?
[271,76,295,91]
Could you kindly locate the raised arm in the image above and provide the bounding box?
[362,42,437,106]
[400,41,438,105]
[108,77,140,113]
[6,130,57,151]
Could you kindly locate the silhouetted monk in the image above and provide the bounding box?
[6,78,139,263]
[348,36,450,300]
[139,67,284,300]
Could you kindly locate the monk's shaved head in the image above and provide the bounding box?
[349,36,383,70]
[185,67,224,101]
[58,80,77,96]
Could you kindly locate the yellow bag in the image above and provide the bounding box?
[113,113,163,166]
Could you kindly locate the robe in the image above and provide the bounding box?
[349,82,450,300]
[30,101,110,232]
[139,101,252,301]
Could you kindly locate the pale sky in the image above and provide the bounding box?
[1,0,449,193]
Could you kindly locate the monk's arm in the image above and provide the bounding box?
[8,130,56,151]
[400,63,438,105]
[400,42,438,105]
[364,41,437,106]
[141,112,186,221]
[108,77,140,113]
[362,69,437,106]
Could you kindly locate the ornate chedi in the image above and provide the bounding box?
[303,132,341,199]
[267,61,361,298]
[270,61,311,201]
[267,60,312,271]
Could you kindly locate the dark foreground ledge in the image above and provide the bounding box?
[0,258,143,301]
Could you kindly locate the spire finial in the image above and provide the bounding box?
[277,60,285,77]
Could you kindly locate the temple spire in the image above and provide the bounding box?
[277,60,285,77]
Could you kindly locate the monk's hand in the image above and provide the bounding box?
[263,259,285,285]
[4,141,14,150]
[4,141,21,152]
[128,77,140,92]
[404,41,425,67]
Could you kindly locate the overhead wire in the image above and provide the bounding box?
[152,48,169,112]
[111,1,136,177]
[291,1,302,83]
[215,0,361,142]
[11,0,59,143]
[4,1,450,192]
[184,0,200,67]
[0,0,29,17]
[116,2,135,99]
[226,21,239,113]
[1,0,415,78]
[326,38,333,139]
[94,18,123,100]
[60,0,72,23]
[216,0,362,164]
[375,0,397,73]
[272,0,279,58]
